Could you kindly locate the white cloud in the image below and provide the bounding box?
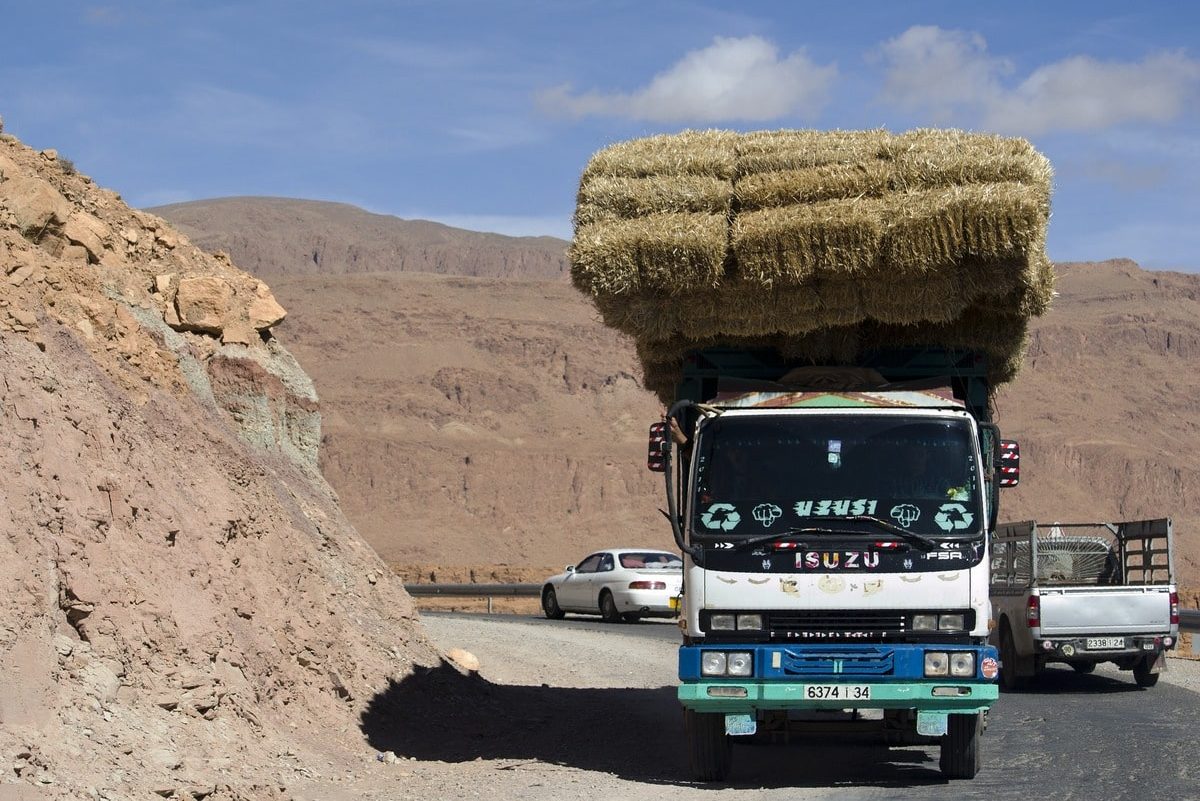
[876,26,1010,121]
[538,36,837,122]
[877,26,1200,135]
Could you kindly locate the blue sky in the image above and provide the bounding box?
[3,1,1199,269]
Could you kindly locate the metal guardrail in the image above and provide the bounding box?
[404,583,541,597]
[1181,609,1200,633]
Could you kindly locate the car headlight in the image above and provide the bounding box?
[701,652,728,676]
[924,651,949,676]
[727,652,753,676]
[913,614,937,631]
[939,614,965,631]
[709,614,736,631]
[736,614,763,630]
[949,652,975,677]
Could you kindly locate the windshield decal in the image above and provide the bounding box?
[700,503,742,531]
[794,499,878,517]
[933,503,974,531]
[889,503,921,528]
[752,503,783,528]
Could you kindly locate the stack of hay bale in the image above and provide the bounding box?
[569,129,1054,402]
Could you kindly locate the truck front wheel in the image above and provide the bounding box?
[939,712,982,779]
[684,709,732,782]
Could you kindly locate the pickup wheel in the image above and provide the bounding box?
[541,587,565,620]
[999,623,1028,692]
[599,590,622,623]
[939,712,982,779]
[684,709,732,782]
[1133,656,1160,688]
[1071,662,1096,674]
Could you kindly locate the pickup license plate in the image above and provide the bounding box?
[1086,637,1125,650]
[804,684,871,700]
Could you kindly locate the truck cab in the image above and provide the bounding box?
[653,348,1007,781]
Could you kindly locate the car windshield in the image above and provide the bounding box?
[619,552,683,569]
[690,413,983,539]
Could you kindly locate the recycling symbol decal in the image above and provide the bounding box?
[700,503,742,532]
[752,503,783,528]
[934,503,974,532]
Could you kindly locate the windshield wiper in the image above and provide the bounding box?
[705,516,938,552]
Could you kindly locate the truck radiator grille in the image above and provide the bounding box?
[780,646,895,677]
[768,610,908,638]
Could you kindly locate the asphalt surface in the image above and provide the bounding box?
[421,611,1199,799]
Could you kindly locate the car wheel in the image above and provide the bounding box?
[684,709,732,782]
[1133,656,1160,688]
[622,613,642,623]
[541,587,565,620]
[599,590,622,623]
[999,622,1028,692]
[939,712,982,779]
[1071,662,1096,674]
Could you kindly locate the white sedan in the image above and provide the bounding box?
[541,549,683,623]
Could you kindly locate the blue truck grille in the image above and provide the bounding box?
[780,646,895,677]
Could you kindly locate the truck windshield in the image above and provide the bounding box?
[691,414,983,539]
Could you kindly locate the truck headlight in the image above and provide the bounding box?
[950,653,975,677]
[727,652,753,676]
[939,614,965,631]
[709,614,735,631]
[701,652,728,676]
[913,614,937,631]
[924,651,949,676]
[736,614,763,630]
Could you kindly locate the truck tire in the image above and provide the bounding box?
[939,712,982,779]
[684,709,732,782]
[1133,656,1160,688]
[998,623,1028,692]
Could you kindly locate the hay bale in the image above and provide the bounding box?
[579,129,738,182]
[732,198,884,284]
[574,174,732,228]
[569,212,727,296]
[735,129,892,176]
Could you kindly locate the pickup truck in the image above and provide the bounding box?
[989,519,1180,688]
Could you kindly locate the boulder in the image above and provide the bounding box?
[63,212,111,262]
[174,276,233,334]
[247,292,286,330]
[0,173,71,240]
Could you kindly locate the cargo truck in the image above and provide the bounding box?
[649,348,1012,781]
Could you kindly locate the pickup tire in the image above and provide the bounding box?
[940,712,982,779]
[999,623,1028,692]
[1133,657,1160,688]
[684,709,732,782]
[1071,662,1096,674]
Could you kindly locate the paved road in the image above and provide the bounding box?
[419,612,1199,799]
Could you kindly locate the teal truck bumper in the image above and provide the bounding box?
[678,643,999,715]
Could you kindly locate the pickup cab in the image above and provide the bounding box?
[989,519,1179,688]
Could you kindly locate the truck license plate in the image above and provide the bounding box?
[804,684,871,700]
[1086,637,1125,650]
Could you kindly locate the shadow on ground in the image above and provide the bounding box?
[1000,665,1146,696]
[360,662,952,789]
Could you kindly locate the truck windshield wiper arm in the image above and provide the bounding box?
[706,517,938,553]
[816,515,938,550]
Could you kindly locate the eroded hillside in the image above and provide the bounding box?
[0,135,439,799]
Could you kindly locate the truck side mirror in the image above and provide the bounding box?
[999,440,1020,487]
[647,422,668,472]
